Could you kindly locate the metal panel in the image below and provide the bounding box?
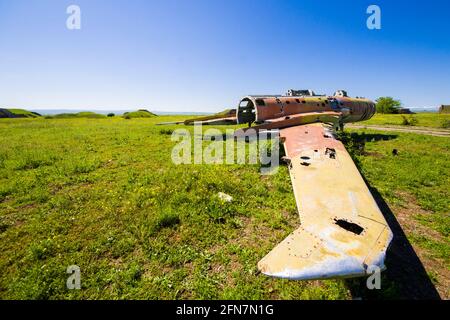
[258,123,393,280]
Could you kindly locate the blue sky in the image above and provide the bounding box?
[0,0,449,112]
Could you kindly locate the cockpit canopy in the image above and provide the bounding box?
[333,90,348,97]
[286,89,316,97]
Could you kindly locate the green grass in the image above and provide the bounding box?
[408,234,449,262]
[0,116,448,299]
[344,129,449,267]
[48,112,106,119]
[343,130,449,217]
[361,112,450,129]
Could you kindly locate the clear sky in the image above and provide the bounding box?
[0,0,449,112]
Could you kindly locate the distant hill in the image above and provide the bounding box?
[122,109,157,118]
[48,112,106,119]
[30,109,135,115]
[29,109,213,116]
[0,108,41,118]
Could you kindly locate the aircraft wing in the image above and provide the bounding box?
[186,116,237,125]
[156,109,237,126]
[258,123,393,280]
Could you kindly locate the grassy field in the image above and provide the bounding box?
[0,116,448,299]
[362,112,450,128]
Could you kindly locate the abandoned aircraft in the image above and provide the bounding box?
[160,89,393,281]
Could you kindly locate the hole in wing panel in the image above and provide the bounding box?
[334,219,364,235]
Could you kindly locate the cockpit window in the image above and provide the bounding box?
[239,100,249,107]
[329,99,340,110]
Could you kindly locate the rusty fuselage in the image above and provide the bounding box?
[237,95,376,125]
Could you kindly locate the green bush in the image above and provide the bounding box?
[376,97,401,114]
[401,115,418,126]
[442,120,450,129]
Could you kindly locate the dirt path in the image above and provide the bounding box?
[347,124,450,137]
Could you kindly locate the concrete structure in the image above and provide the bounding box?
[439,105,450,113]
[398,108,413,114]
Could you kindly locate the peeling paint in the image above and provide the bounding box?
[257,123,393,280]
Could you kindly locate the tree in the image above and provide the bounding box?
[375,97,401,114]
[107,113,115,117]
